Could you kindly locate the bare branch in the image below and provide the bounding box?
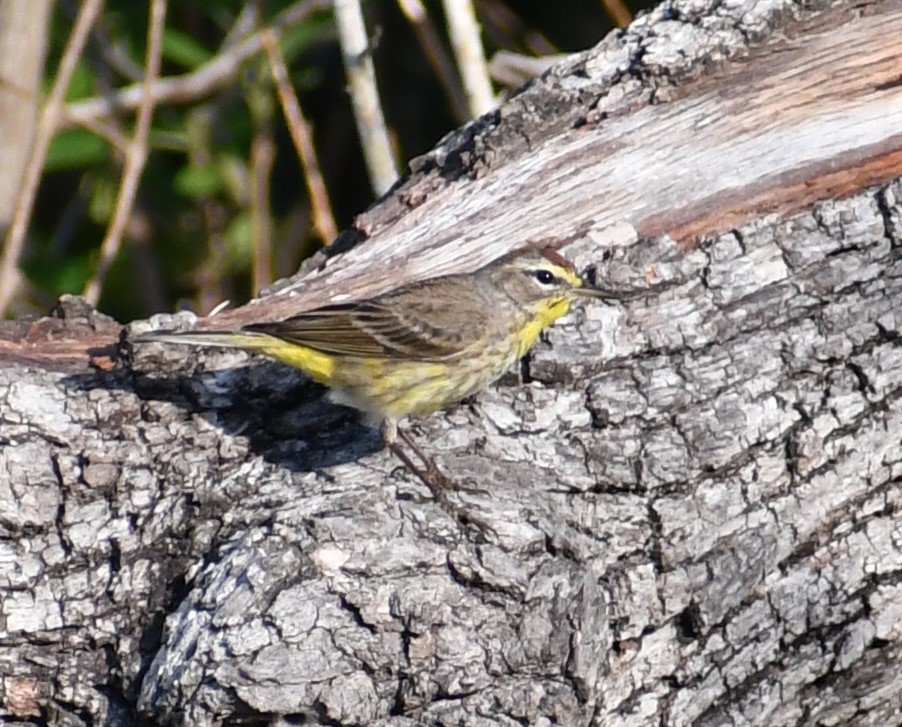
[489,50,568,89]
[0,1,53,231]
[332,0,398,195]
[396,0,470,124]
[262,30,338,245]
[83,0,167,306]
[0,0,104,318]
[61,0,330,130]
[250,133,275,294]
[442,0,494,116]
[602,0,633,28]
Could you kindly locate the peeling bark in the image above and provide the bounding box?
[3,1,902,726]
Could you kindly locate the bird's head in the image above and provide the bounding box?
[490,247,606,328]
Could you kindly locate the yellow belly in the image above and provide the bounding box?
[259,339,519,421]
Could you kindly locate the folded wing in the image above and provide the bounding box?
[244,279,493,361]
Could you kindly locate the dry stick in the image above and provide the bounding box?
[192,166,230,315]
[476,0,557,57]
[62,0,330,131]
[83,0,167,306]
[0,1,53,230]
[221,2,261,48]
[602,0,634,28]
[0,0,104,317]
[395,0,470,125]
[250,133,275,294]
[488,51,568,90]
[332,0,398,196]
[72,113,130,153]
[261,31,338,245]
[442,0,494,117]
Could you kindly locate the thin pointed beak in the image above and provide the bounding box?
[572,286,621,303]
[573,282,647,304]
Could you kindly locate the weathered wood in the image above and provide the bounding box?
[205,0,902,329]
[2,0,902,725]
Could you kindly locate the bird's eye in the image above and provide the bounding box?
[533,269,556,285]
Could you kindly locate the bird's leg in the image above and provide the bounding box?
[381,420,497,537]
[396,427,453,490]
[380,419,452,494]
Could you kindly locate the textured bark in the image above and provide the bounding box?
[3,1,902,726]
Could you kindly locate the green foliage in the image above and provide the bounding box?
[174,164,226,199]
[46,130,109,172]
[23,249,95,301]
[162,28,213,70]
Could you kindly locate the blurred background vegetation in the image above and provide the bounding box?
[0,0,650,323]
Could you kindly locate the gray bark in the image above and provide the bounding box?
[3,1,902,725]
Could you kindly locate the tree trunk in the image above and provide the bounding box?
[3,1,902,725]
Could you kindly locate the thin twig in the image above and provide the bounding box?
[83,0,167,306]
[71,113,131,152]
[442,0,494,117]
[476,0,557,57]
[222,2,261,48]
[0,0,104,317]
[395,0,469,124]
[250,132,275,293]
[332,0,398,196]
[488,50,568,90]
[62,0,330,131]
[602,0,633,28]
[261,30,338,245]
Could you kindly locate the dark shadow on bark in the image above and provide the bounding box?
[60,359,383,473]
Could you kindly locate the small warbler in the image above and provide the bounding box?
[136,246,607,485]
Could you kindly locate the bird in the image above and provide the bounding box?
[135,246,608,488]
